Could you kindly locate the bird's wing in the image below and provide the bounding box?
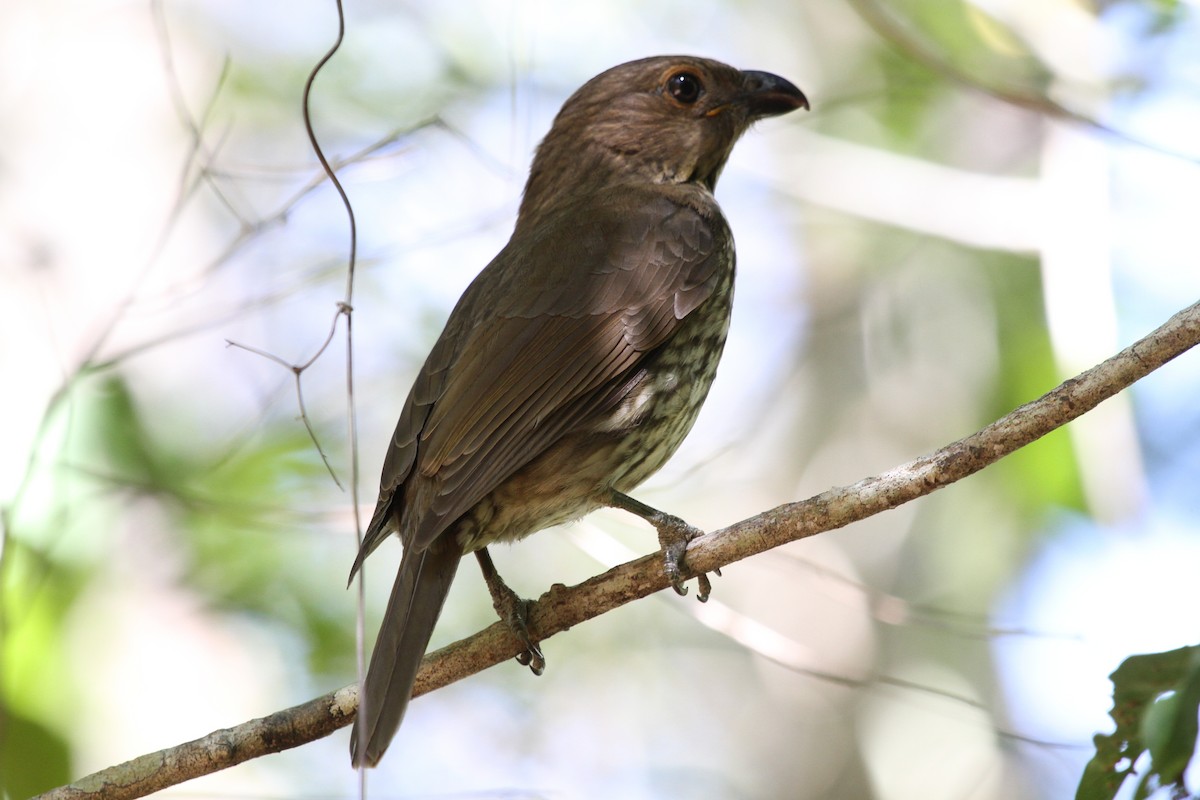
[361,189,729,561]
[351,305,472,577]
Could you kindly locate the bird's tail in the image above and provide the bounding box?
[350,538,460,767]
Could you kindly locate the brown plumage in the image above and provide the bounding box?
[350,55,807,767]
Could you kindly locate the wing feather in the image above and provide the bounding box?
[357,186,730,562]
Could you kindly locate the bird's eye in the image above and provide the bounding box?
[666,72,703,104]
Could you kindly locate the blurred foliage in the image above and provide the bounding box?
[1077,645,1200,800]
[2,369,354,795]
[180,430,357,675]
[1098,0,1187,36]
[1,537,82,797]
[896,0,1052,87]
[984,251,1088,515]
[0,708,70,800]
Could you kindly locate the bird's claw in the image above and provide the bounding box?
[490,584,545,675]
[606,491,719,602]
[654,513,717,603]
[514,630,546,675]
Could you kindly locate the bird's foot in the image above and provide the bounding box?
[490,582,546,675]
[608,491,720,602]
[475,548,545,675]
[653,512,718,602]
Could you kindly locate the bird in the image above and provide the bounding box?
[349,54,808,767]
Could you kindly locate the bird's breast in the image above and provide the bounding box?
[606,252,736,492]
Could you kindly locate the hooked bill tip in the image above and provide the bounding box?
[741,69,810,116]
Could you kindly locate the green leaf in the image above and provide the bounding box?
[1077,645,1200,800]
[0,705,72,798]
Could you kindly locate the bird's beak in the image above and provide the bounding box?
[738,70,810,118]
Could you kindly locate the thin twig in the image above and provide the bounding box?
[220,0,365,500]
[225,304,349,488]
[296,2,368,790]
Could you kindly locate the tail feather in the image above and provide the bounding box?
[351,538,460,767]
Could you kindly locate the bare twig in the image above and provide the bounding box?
[220,0,365,502]
[32,298,1200,800]
[225,303,350,488]
[295,4,369,793]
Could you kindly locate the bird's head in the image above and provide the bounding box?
[520,56,808,221]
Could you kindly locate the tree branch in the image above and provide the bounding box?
[33,298,1200,800]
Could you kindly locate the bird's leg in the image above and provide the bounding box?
[474,547,545,676]
[607,490,718,602]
